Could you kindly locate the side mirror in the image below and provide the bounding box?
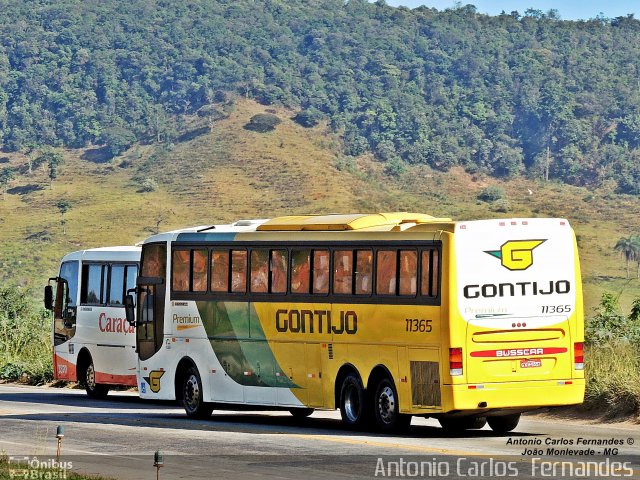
[44,285,53,311]
[125,293,136,327]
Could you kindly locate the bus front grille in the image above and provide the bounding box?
[410,361,441,407]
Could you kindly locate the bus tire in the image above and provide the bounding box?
[487,413,520,433]
[339,373,366,428]
[182,366,213,419]
[438,416,486,432]
[84,359,109,399]
[289,408,314,418]
[372,377,411,432]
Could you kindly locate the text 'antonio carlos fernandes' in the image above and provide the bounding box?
[374,457,634,477]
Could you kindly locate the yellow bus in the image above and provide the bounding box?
[125,213,584,432]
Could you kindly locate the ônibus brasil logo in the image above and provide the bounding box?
[485,239,546,271]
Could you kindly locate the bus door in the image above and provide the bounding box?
[48,261,79,380]
[135,244,167,361]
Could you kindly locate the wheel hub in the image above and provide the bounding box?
[378,386,395,424]
[184,374,200,411]
[86,364,95,389]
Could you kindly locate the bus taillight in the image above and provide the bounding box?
[449,347,463,376]
[574,342,584,370]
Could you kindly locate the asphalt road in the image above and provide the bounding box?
[0,384,637,479]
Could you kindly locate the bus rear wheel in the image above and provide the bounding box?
[289,408,314,419]
[84,359,109,399]
[339,373,367,428]
[438,416,487,432]
[372,377,411,432]
[487,413,520,433]
[182,366,213,419]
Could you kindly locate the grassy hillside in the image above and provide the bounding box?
[0,99,639,313]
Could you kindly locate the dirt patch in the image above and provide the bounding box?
[528,406,640,427]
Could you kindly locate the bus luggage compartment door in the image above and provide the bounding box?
[466,318,572,384]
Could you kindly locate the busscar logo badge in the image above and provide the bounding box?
[485,240,546,271]
[143,370,165,393]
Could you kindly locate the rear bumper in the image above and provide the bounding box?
[440,378,585,413]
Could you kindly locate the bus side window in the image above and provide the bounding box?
[250,250,269,293]
[210,250,229,292]
[421,249,439,297]
[290,250,310,294]
[231,250,247,293]
[312,250,329,294]
[376,250,397,295]
[172,250,190,292]
[192,250,208,292]
[355,250,373,295]
[270,250,288,294]
[399,250,417,296]
[333,250,353,295]
[125,264,137,295]
[81,264,104,304]
[109,264,125,305]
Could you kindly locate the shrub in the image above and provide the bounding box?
[244,113,281,133]
[138,177,158,193]
[384,156,406,177]
[293,108,323,128]
[0,285,53,384]
[477,185,505,202]
[490,198,511,213]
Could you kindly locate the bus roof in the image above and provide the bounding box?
[256,213,453,231]
[60,246,141,263]
[140,215,572,244]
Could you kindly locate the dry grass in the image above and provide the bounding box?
[0,98,639,315]
[584,342,640,416]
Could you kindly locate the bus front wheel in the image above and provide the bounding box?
[372,377,411,432]
[339,373,366,428]
[487,413,520,433]
[182,366,213,419]
[84,359,109,399]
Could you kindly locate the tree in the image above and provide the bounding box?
[35,150,64,189]
[0,167,15,199]
[102,126,136,158]
[55,199,72,234]
[614,236,638,279]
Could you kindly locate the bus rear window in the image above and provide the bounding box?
[421,249,439,298]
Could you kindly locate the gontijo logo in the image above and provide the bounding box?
[485,239,546,271]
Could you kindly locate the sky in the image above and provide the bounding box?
[383,1,637,20]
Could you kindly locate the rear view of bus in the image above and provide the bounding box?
[45,247,140,398]
[442,218,584,432]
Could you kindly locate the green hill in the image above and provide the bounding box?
[1,99,639,314]
[1,1,640,192]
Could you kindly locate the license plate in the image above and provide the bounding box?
[520,358,542,368]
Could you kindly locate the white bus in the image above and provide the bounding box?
[45,246,141,398]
